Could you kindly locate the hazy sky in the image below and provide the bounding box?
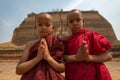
[0,0,120,43]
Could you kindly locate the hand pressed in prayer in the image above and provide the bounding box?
[40,38,52,61]
[36,40,44,61]
[75,41,89,61]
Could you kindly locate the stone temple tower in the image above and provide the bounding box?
[11,11,119,45]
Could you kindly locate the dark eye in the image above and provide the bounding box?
[46,24,50,27]
[38,23,42,26]
[69,19,73,23]
[76,18,81,22]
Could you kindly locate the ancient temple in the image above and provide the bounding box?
[0,10,120,59]
[12,11,119,45]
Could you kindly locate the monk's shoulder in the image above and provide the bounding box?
[25,40,39,48]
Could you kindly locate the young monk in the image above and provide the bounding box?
[16,12,65,80]
[64,9,112,80]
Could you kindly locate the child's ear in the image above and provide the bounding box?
[66,23,68,26]
[52,26,54,29]
[83,19,85,23]
[52,26,54,32]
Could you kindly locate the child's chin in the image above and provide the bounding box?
[41,34,49,38]
[72,30,80,34]
[41,35,47,38]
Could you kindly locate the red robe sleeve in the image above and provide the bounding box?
[92,32,112,54]
[46,35,64,63]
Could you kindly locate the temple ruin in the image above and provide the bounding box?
[0,10,120,60]
[12,11,119,45]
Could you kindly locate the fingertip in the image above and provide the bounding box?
[81,41,87,46]
[42,38,46,40]
[82,40,87,43]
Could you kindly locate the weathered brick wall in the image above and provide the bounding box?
[11,10,119,46]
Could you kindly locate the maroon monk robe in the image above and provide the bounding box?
[21,35,64,80]
[64,29,112,80]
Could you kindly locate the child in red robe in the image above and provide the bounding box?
[16,12,65,80]
[64,9,112,80]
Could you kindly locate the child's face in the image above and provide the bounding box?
[67,11,84,34]
[36,14,54,38]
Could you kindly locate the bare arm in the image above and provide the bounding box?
[16,41,43,75]
[45,56,65,72]
[86,51,112,63]
[64,51,112,63]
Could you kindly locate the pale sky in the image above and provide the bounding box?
[0,0,120,43]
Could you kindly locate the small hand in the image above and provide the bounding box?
[76,41,89,61]
[41,38,52,61]
[36,41,43,61]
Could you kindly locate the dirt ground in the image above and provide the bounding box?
[0,58,120,80]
